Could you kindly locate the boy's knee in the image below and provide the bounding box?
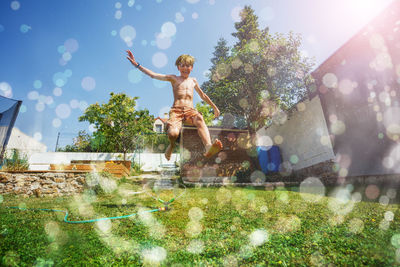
[194,115,206,127]
[168,128,180,139]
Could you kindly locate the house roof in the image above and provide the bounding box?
[310,0,398,82]
[154,117,168,123]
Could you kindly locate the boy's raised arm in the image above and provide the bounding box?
[126,50,175,82]
[193,79,220,118]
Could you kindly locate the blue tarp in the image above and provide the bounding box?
[257,145,281,174]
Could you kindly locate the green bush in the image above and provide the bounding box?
[1,149,29,171]
[130,161,143,176]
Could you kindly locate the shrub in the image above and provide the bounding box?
[130,162,143,176]
[1,149,29,171]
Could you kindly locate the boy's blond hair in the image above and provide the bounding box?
[175,54,195,67]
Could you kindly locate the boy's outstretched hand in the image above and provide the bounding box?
[214,107,220,119]
[126,50,138,67]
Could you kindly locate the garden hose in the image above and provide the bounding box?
[3,181,186,224]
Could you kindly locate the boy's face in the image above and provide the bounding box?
[177,63,193,78]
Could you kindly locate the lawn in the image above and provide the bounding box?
[0,181,399,266]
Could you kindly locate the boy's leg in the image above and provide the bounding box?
[192,115,222,158]
[165,108,183,161]
[165,126,180,161]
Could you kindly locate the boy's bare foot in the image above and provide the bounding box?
[165,144,173,160]
[204,139,223,158]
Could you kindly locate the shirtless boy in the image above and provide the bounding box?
[126,50,223,160]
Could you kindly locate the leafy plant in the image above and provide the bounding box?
[1,149,29,171]
[130,162,143,176]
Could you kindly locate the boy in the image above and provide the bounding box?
[126,50,223,161]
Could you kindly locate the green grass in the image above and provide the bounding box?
[0,184,399,266]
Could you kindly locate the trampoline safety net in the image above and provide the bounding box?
[0,95,22,162]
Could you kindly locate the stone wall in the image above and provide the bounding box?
[0,171,86,197]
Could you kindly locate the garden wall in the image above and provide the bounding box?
[0,171,86,197]
[180,127,253,181]
[29,152,180,172]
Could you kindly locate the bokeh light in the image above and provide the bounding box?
[186,0,200,3]
[128,69,143,84]
[188,207,204,221]
[35,102,45,112]
[11,1,21,11]
[161,22,176,37]
[34,132,42,141]
[156,33,172,50]
[19,105,27,113]
[231,6,243,22]
[192,12,199,19]
[299,177,326,202]
[330,120,346,135]
[128,0,135,7]
[28,91,39,100]
[290,155,299,164]
[338,79,357,95]
[56,104,71,119]
[322,73,338,88]
[348,218,364,234]
[115,10,122,20]
[70,99,79,109]
[273,135,283,145]
[142,246,167,264]
[53,72,68,87]
[33,80,42,89]
[0,82,13,97]
[175,12,184,23]
[391,234,400,248]
[120,25,136,45]
[53,87,62,96]
[365,184,380,200]
[152,52,168,68]
[187,240,204,254]
[81,76,96,91]
[249,229,269,246]
[64,38,79,53]
[250,170,266,184]
[20,24,31,33]
[52,118,62,128]
[186,221,202,237]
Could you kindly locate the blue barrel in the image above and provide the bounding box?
[268,145,281,172]
[257,146,270,174]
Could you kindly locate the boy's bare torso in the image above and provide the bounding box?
[170,76,195,108]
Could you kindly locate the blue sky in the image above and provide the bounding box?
[0,0,393,151]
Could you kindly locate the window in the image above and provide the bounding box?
[156,124,162,133]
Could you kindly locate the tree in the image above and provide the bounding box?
[202,5,314,135]
[79,93,154,160]
[232,6,260,49]
[72,130,92,152]
[195,102,215,126]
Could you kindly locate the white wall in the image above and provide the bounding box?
[28,152,180,172]
[6,127,47,157]
[257,96,335,170]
